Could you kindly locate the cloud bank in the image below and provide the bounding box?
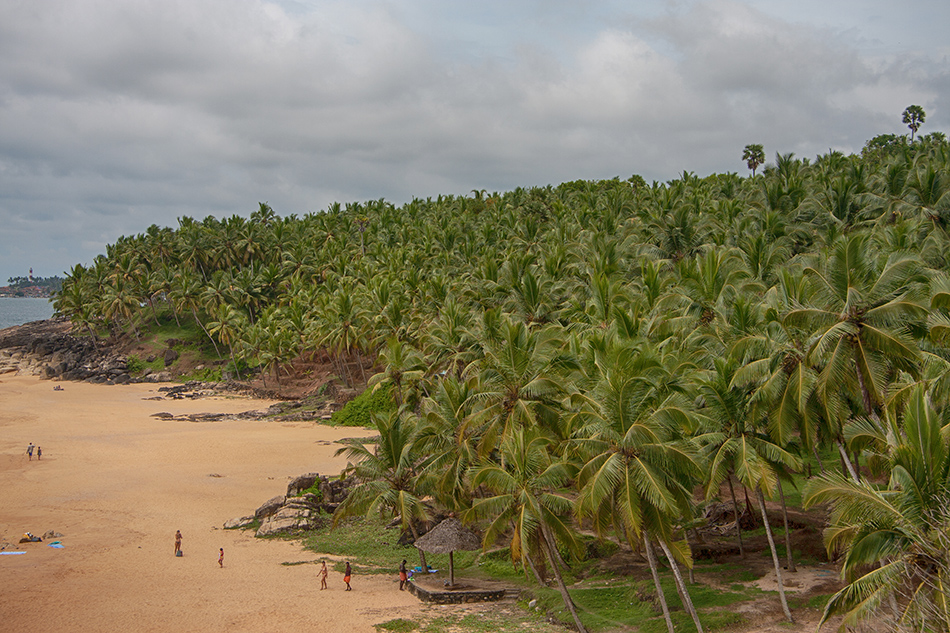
[0,0,946,278]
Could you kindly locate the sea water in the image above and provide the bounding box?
[0,297,55,330]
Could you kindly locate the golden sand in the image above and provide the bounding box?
[0,375,423,632]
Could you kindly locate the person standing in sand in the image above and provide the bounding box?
[175,530,182,556]
[343,561,352,591]
[27,443,34,461]
[218,548,224,568]
[399,559,408,591]
[36,446,42,460]
[320,560,328,590]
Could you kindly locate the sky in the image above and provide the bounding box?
[1,0,947,281]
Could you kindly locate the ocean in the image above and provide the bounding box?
[0,297,55,330]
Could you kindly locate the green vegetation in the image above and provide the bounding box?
[375,619,419,633]
[53,113,950,632]
[330,385,393,427]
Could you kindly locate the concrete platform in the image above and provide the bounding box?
[407,577,512,604]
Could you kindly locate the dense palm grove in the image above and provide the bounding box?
[55,128,950,632]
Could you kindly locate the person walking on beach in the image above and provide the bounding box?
[343,561,352,591]
[27,443,34,461]
[399,559,408,591]
[36,446,42,460]
[175,530,182,556]
[218,548,224,568]
[320,560,328,590]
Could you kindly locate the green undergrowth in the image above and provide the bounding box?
[330,385,394,427]
[414,611,562,633]
[300,516,816,632]
[375,618,419,633]
[303,517,418,572]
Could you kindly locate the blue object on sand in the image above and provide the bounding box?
[49,543,65,549]
[0,551,26,555]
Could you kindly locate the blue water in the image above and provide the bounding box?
[0,297,55,329]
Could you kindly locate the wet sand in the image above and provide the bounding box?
[0,375,423,633]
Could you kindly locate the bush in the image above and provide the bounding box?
[330,385,394,427]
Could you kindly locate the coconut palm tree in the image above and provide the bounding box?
[784,234,929,474]
[574,342,705,633]
[804,384,950,631]
[697,356,803,623]
[466,426,589,633]
[333,408,431,571]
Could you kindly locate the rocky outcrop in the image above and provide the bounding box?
[226,472,356,538]
[0,319,141,384]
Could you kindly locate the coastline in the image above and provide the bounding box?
[0,375,418,633]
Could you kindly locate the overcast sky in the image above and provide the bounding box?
[1,0,947,281]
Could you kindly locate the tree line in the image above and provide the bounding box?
[54,121,950,631]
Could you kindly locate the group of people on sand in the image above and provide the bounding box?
[317,559,353,590]
[173,530,224,568]
[26,443,42,461]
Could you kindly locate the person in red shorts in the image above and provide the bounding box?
[344,561,352,591]
[399,559,408,590]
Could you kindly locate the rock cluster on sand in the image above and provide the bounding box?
[0,319,173,384]
[226,472,356,537]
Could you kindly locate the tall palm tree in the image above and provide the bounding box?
[574,342,705,633]
[743,144,766,176]
[804,385,950,631]
[697,356,803,623]
[784,234,928,474]
[333,408,430,570]
[466,426,589,633]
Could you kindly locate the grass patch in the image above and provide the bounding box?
[375,619,419,633]
[126,354,165,376]
[303,517,419,573]
[419,611,561,633]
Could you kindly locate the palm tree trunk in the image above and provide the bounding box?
[408,521,428,571]
[837,440,860,483]
[727,474,745,557]
[356,349,368,385]
[642,531,676,633]
[524,548,546,586]
[539,523,588,633]
[191,306,221,357]
[756,487,794,623]
[228,344,242,381]
[84,324,99,353]
[657,538,705,633]
[812,446,826,474]
[777,479,796,573]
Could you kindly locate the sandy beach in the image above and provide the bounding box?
[0,375,425,633]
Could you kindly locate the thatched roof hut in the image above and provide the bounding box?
[414,517,481,586]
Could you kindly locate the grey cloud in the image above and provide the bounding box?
[1,0,947,278]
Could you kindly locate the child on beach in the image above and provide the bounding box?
[320,560,328,590]
[175,530,182,556]
[344,561,352,591]
[218,548,224,568]
[36,446,41,460]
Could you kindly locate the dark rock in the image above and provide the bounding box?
[163,348,179,367]
[255,495,286,520]
[287,473,320,497]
